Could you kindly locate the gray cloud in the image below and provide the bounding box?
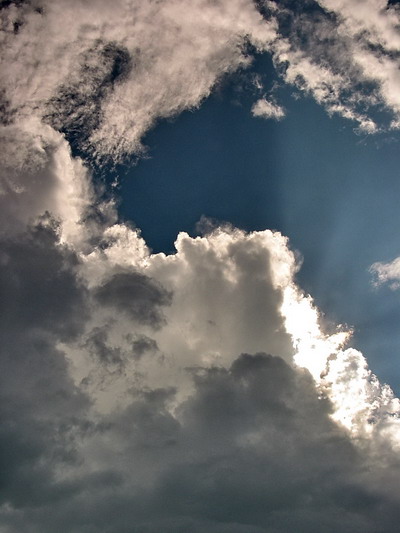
[2,353,399,532]
[82,327,159,375]
[0,161,399,533]
[131,334,159,360]
[0,215,87,339]
[370,255,400,289]
[94,271,172,328]
[0,218,91,512]
[0,215,399,532]
[84,325,124,368]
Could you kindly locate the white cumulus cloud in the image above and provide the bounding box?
[251,97,285,120]
[370,256,400,290]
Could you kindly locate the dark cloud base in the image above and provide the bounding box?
[0,218,90,513]
[94,271,172,328]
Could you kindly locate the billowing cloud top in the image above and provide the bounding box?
[1,0,400,532]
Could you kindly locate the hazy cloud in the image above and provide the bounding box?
[1,352,400,532]
[0,119,97,243]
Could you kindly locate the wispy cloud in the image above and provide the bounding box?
[266,0,400,132]
[1,0,276,160]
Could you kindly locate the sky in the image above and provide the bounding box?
[2,1,400,532]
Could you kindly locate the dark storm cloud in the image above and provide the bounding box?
[82,327,159,377]
[0,215,87,339]
[131,334,159,360]
[94,271,172,328]
[0,336,89,509]
[3,353,399,533]
[0,217,91,510]
[84,325,124,368]
[0,88,15,125]
[103,354,400,533]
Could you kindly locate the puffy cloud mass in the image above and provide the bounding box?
[370,256,400,290]
[1,0,400,531]
[1,168,400,531]
[251,97,285,120]
[1,212,400,532]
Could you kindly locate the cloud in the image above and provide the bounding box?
[316,0,400,118]
[55,225,297,413]
[263,0,400,132]
[94,271,172,328]
[1,350,400,532]
[370,256,400,289]
[0,119,98,244]
[3,0,400,164]
[0,131,399,528]
[251,97,285,119]
[1,193,400,531]
[0,218,91,512]
[0,216,88,339]
[1,0,276,160]
[1,1,400,531]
